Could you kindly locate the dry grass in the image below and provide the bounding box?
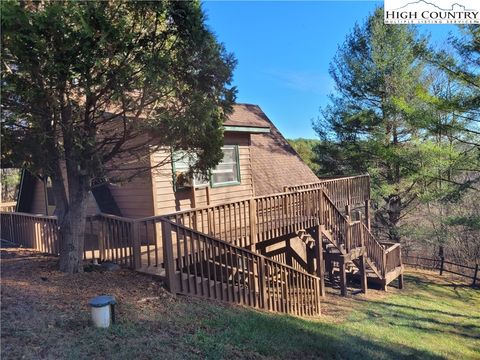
[1,248,479,360]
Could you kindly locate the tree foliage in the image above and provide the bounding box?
[288,138,321,174]
[314,8,479,244]
[1,0,236,272]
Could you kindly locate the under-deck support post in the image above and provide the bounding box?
[285,238,293,267]
[359,255,368,294]
[398,273,404,289]
[315,225,326,297]
[340,256,347,296]
[306,246,315,274]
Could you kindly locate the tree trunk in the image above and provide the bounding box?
[51,159,90,274]
[387,194,401,243]
[58,194,88,273]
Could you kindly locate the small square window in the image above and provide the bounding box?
[172,145,241,191]
[211,146,240,187]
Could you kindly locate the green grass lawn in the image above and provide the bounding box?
[182,273,480,360]
[2,249,479,360]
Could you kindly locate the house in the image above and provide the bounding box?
[4,103,404,314]
[16,104,319,218]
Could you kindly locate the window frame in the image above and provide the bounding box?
[172,145,241,191]
[171,150,209,191]
[210,145,241,188]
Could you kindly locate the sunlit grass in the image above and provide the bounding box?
[185,273,480,359]
[2,252,479,360]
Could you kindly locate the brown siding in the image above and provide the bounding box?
[150,132,254,216]
[108,176,154,218]
[30,179,47,214]
[29,178,98,216]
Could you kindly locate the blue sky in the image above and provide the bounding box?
[202,1,457,139]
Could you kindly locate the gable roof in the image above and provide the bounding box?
[224,104,271,129]
[229,104,319,196]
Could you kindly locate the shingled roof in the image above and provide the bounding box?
[228,104,319,196]
[224,104,271,129]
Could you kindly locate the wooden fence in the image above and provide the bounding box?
[404,255,479,286]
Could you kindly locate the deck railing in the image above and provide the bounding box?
[0,211,134,266]
[362,223,384,275]
[0,201,17,212]
[320,191,349,251]
[1,212,58,253]
[161,218,321,316]
[87,214,135,267]
[163,199,254,249]
[254,189,321,243]
[0,173,403,311]
[286,174,370,208]
[385,243,402,275]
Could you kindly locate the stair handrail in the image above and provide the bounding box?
[320,190,351,252]
[159,217,322,316]
[361,223,386,278]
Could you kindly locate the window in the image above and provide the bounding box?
[172,145,241,190]
[172,151,209,190]
[211,145,240,187]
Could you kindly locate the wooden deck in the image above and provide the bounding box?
[1,174,403,316]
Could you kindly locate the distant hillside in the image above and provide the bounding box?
[288,138,321,174]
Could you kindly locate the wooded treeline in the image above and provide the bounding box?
[306,10,479,264]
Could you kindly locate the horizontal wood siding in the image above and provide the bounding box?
[151,133,254,216]
[29,178,101,216]
[108,176,154,218]
[30,179,47,215]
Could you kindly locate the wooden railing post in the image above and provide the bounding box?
[347,178,352,206]
[315,225,326,297]
[249,198,257,249]
[364,199,371,230]
[98,217,105,261]
[162,220,177,294]
[473,264,478,287]
[345,204,351,219]
[319,189,324,226]
[359,213,365,248]
[382,250,387,278]
[132,220,141,269]
[258,256,268,309]
[345,215,351,252]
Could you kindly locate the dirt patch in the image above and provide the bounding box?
[1,248,190,359]
[0,247,410,359]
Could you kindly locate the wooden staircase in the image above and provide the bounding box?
[0,175,403,317]
[289,183,404,295]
